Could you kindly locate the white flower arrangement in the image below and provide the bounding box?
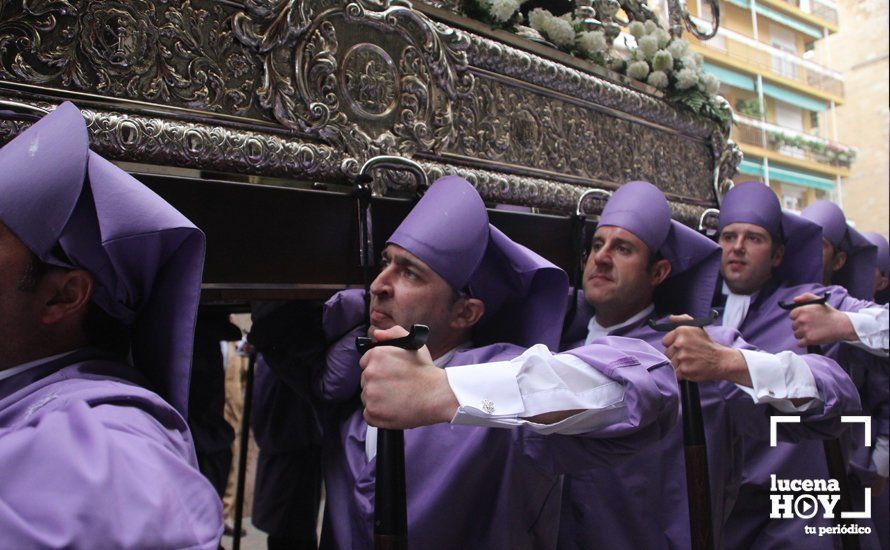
[675,67,699,89]
[628,21,646,39]
[528,9,576,49]
[577,31,608,57]
[527,7,547,30]
[667,40,688,59]
[647,70,669,89]
[637,35,659,60]
[702,73,720,95]
[461,0,522,27]
[613,19,731,130]
[453,0,731,129]
[627,60,650,80]
[486,0,521,23]
[654,28,671,48]
[652,50,674,73]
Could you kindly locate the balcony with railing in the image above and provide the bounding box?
[733,115,856,169]
[770,0,839,26]
[694,25,844,98]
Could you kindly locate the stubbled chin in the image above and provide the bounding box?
[370,320,396,332]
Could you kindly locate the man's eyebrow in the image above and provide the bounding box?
[392,254,424,272]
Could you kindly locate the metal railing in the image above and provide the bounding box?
[699,28,843,97]
[732,115,855,168]
[810,1,839,25]
[772,0,839,25]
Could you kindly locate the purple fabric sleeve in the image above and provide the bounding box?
[524,336,679,475]
[843,347,889,485]
[707,325,863,442]
[316,326,365,404]
[0,401,222,549]
[322,289,367,341]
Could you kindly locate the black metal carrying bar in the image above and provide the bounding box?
[356,324,430,550]
[647,312,717,550]
[135,171,591,303]
[778,293,859,550]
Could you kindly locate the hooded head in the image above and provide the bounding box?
[801,200,877,299]
[862,232,890,277]
[384,176,568,350]
[862,231,890,300]
[590,181,721,319]
[718,181,822,289]
[0,102,205,415]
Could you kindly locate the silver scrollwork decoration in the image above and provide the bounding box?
[232,0,475,173]
[667,0,721,39]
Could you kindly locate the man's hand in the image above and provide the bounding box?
[662,315,750,386]
[789,292,858,348]
[359,326,459,429]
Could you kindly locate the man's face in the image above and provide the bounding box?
[369,244,462,348]
[0,222,45,369]
[582,226,662,313]
[718,222,783,295]
[819,237,847,286]
[874,268,890,294]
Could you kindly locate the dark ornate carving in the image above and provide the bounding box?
[0,0,261,115]
[341,43,400,119]
[0,101,346,181]
[382,159,707,225]
[465,34,719,142]
[231,0,474,172]
[714,139,742,205]
[448,75,714,200]
[79,107,347,180]
[0,0,738,213]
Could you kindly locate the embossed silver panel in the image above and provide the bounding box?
[0,0,740,215]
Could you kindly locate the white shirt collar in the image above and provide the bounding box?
[0,349,83,383]
[585,304,655,345]
[721,282,759,330]
[432,341,472,369]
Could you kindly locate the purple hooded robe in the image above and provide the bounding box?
[719,182,882,549]
[0,102,221,547]
[316,177,679,549]
[556,182,860,550]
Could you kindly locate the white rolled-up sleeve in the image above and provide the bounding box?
[736,349,823,413]
[444,344,627,435]
[844,306,889,357]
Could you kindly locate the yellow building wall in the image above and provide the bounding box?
[823,0,889,235]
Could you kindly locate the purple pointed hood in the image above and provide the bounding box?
[862,232,889,277]
[801,200,878,299]
[718,181,822,286]
[0,102,205,415]
[596,181,721,318]
[388,176,568,349]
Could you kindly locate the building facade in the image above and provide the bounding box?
[688,0,857,215]
[823,0,888,235]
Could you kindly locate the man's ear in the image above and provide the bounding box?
[771,244,786,268]
[650,258,672,287]
[832,249,848,273]
[451,298,485,331]
[39,269,94,325]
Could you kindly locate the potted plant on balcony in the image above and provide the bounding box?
[736,98,764,119]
